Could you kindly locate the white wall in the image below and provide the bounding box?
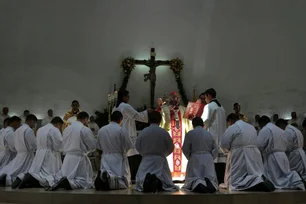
[0,0,305,120]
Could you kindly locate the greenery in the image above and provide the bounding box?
[120,57,135,90]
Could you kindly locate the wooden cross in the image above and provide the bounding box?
[135,48,170,108]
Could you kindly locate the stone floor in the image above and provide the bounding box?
[1,185,306,204]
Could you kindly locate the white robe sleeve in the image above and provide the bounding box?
[24,128,37,151]
[202,105,211,130]
[135,131,143,154]
[256,128,270,153]
[81,127,97,152]
[121,129,134,152]
[122,105,148,123]
[50,128,63,151]
[220,126,236,153]
[5,131,16,152]
[164,131,174,157]
[182,132,192,160]
[41,118,47,126]
[210,133,218,159]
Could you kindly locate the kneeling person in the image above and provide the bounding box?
[257,116,305,190]
[182,117,218,193]
[135,111,178,193]
[0,114,37,187]
[221,114,275,191]
[95,111,133,190]
[18,117,64,189]
[47,112,97,190]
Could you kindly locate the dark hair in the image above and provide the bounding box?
[259,115,271,128]
[111,111,123,122]
[3,117,10,126]
[275,119,288,128]
[26,114,38,122]
[148,111,162,124]
[233,103,239,107]
[198,93,205,98]
[8,116,21,125]
[302,119,306,128]
[24,110,30,113]
[72,100,79,104]
[227,113,238,122]
[204,88,216,98]
[192,117,204,127]
[116,89,129,107]
[77,111,89,120]
[51,116,64,125]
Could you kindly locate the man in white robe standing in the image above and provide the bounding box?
[47,111,97,190]
[113,89,150,182]
[0,117,10,138]
[136,111,178,193]
[0,116,21,169]
[41,109,54,127]
[0,107,10,129]
[221,113,275,191]
[257,116,305,190]
[276,119,306,180]
[201,88,226,184]
[182,117,218,193]
[0,114,37,187]
[95,111,133,191]
[17,117,64,189]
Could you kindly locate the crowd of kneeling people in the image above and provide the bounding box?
[0,110,305,193]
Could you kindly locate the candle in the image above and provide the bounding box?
[108,94,111,102]
[114,91,118,100]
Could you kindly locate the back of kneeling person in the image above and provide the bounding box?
[46,112,97,191]
[221,114,275,192]
[18,117,64,189]
[135,111,178,193]
[182,117,217,193]
[94,111,133,190]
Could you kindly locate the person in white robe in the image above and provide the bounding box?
[20,110,30,124]
[41,109,54,127]
[113,89,149,182]
[136,111,178,193]
[88,116,99,136]
[276,119,306,180]
[0,117,10,137]
[220,113,275,191]
[0,114,37,187]
[257,116,305,190]
[0,107,10,129]
[17,117,63,189]
[182,117,218,193]
[201,88,226,184]
[0,116,21,169]
[47,111,97,190]
[95,111,133,190]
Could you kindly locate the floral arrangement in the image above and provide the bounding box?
[120,57,135,90]
[121,57,135,73]
[170,58,183,74]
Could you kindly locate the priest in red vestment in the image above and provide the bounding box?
[156,91,192,181]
